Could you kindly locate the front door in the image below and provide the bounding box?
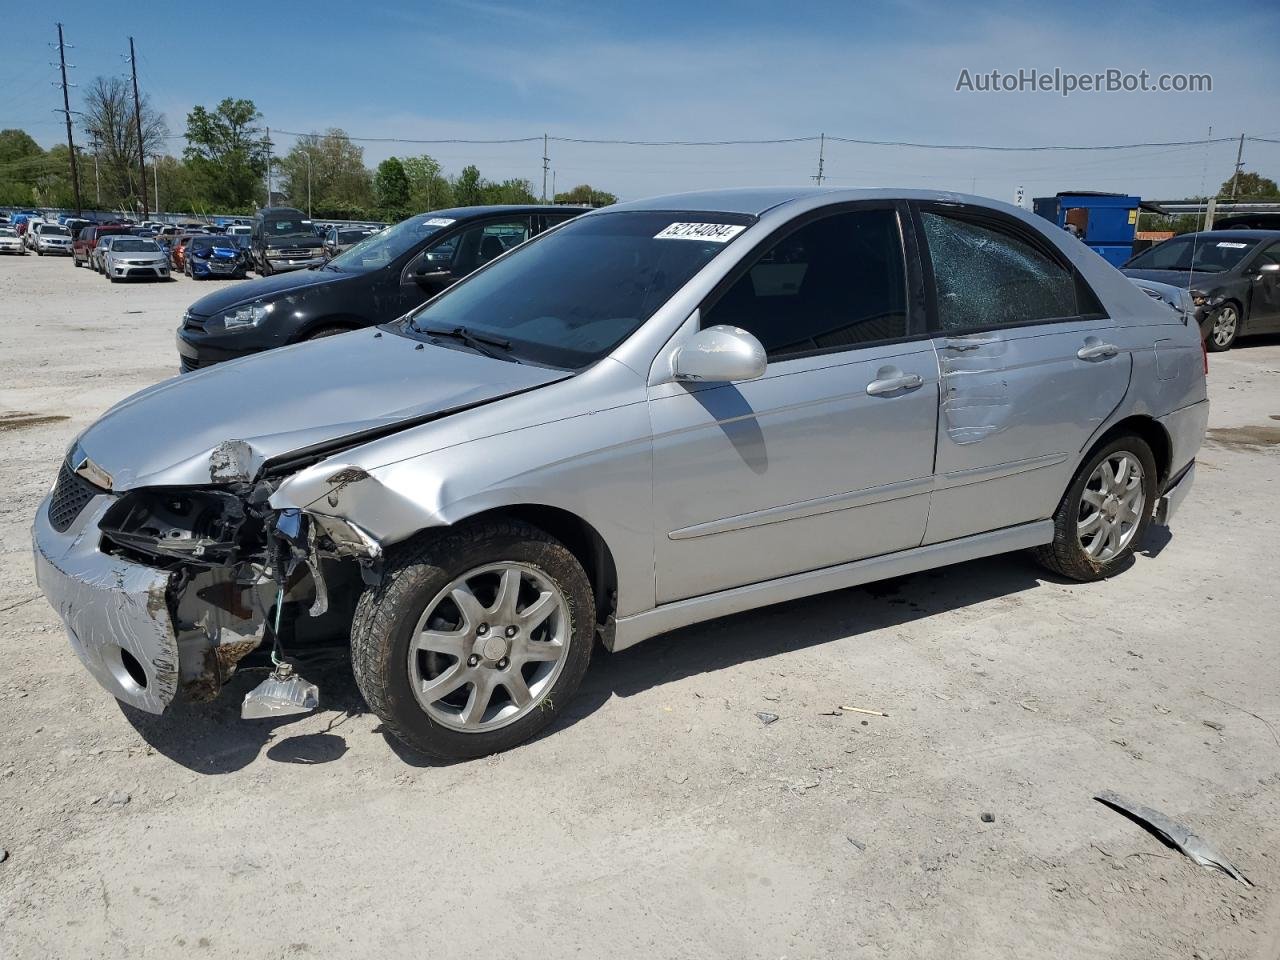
[913,204,1133,544]
[1246,240,1280,332]
[647,206,940,603]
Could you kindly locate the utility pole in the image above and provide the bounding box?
[152,155,160,217]
[541,133,549,203]
[91,131,101,205]
[811,132,825,185]
[1230,133,1245,200]
[55,23,82,217]
[127,37,148,219]
[264,126,272,204]
[305,148,312,218]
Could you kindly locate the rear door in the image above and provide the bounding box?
[647,204,940,602]
[912,203,1132,544]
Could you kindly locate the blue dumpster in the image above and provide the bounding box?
[1032,192,1142,267]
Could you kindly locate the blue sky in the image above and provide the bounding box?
[4,0,1279,203]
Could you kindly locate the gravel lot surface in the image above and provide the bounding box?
[1,253,1278,959]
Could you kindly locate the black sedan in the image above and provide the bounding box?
[1123,230,1280,351]
[176,205,587,372]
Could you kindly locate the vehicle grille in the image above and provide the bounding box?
[182,312,208,331]
[179,354,205,373]
[48,459,104,532]
[275,247,316,258]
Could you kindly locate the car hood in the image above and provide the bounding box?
[1120,268,1226,290]
[76,330,570,491]
[187,268,345,316]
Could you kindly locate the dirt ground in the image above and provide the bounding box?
[1,252,1278,959]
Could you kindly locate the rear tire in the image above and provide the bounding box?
[351,519,595,760]
[1034,435,1157,582]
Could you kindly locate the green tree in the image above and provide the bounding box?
[482,177,538,204]
[553,183,617,206]
[452,164,484,206]
[1218,170,1280,200]
[0,130,51,206]
[278,129,373,217]
[402,154,453,212]
[184,98,267,209]
[374,157,410,221]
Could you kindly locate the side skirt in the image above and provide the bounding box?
[607,520,1053,652]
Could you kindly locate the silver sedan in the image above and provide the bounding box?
[101,237,170,282]
[33,188,1206,760]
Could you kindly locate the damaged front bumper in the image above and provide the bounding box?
[33,492,272,714]
[34,495,181,713]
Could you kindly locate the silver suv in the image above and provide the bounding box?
[33,188,1207,759]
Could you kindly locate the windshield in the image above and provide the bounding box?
[113,239,160,253]
[1126,235,1259,273]
[339,229,372,243]
[264,217,314,239]
[41,224,70,236]
[404,211,752,369]
[327,217,439,273]
[0,228,14,237]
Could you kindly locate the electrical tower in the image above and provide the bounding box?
[54,23,82,216]
[127,37,148,219]
[811,133,825,185]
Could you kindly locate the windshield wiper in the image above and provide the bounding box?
[420,325,520,362]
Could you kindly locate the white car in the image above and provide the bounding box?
[102,237,169,281]
[33,222,73,256]
[0,226,25,254]
[23,218,47,250]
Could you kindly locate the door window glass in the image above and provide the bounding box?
[451,219,532,274]
[703,209,908,359]
[921,212,1078,331]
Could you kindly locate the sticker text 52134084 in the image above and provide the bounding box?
[654,222,746,243]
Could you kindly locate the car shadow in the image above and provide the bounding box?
[122,531,1170,772]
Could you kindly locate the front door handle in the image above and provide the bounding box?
[866,370,924,396]
[1077,339,1120,361]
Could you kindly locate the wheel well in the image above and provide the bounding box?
[457,505,618,627]
[1088,415,1172,486]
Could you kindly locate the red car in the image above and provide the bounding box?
[72,225,132,269]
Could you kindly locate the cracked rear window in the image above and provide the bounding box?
[922,212,1077,331]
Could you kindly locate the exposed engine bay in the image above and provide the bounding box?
[93,472,376,714]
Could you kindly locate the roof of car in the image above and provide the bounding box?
[407,205,591,220]
[1180,229,1280,241]
[603,187,1016,217]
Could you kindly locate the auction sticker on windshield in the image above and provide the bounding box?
[423,218,456,227]
[654,222,746,242]
[1216,241,1249,249]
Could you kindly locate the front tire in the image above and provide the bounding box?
[351,520,595,760]
[1034,436,1157,582]
[1207,303,1240,352]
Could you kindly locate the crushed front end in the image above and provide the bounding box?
[32,450,357,716]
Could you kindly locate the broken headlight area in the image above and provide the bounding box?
[99,487,265,567]
[95,485,364,708]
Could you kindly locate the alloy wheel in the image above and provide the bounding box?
[407,562,570,733]
[1211,305,1238,349]
[1077,451,1146,562]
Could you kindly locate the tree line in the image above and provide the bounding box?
[0,82,616,219]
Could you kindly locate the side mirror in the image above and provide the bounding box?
[673,325,767,383]
[1258,262,1280,274]
[413,265,451,284]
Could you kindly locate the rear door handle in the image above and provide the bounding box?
[866,371,924,396]
[1077,339,1120,361]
